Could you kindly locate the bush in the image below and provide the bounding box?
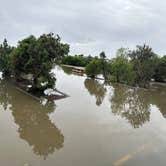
[85,59,101,78]
[62,55,93,67]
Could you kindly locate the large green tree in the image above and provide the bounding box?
[11,33,69,92]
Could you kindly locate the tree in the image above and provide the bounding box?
[11,33,70,92]
[99,51,108,80]
[0,39,13,76]
[11,35,37,78]
[154,56,166,82]
[109,48,135,85]
[85,59,101,78]
[129,44,157,87]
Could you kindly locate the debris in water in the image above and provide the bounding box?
[44,88,63,96]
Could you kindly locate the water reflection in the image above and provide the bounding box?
[61,66,73,75]
[0,79,12,110]
[0,79,64,159]
[110,84,150,128]
[84,79,107,106]
[148,86,166,118]
[61,65,84,76]
[110,84,166,128]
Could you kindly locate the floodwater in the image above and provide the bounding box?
[0,66,166,166]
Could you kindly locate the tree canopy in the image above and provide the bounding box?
[109,48,135,85]
[85,58,101,78]
[0,33,70,93]
[128,44,157,87]
[84,45,166,87]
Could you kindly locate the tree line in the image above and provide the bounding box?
[0,33,165,92]
[62,46,166,87]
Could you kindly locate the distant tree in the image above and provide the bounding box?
[109,48,135,85]
[0,39,13,76]
[154,56,166,82]
[129,44,157,87]
[62,54,93,67]
[99,51,108,80]
[85,59,101,78]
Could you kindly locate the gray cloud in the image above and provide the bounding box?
[0,0,166,57]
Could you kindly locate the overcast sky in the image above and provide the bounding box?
[0,0,166,57]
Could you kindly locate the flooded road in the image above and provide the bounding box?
[0,66,166,166]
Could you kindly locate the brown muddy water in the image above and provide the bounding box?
[0,66,166,166]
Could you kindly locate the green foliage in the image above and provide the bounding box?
[85,51,109,80]
[99,51,109,80]
[11,35,37,76]
[154,56,166,82]
[0,39,13,76]
[37,34,69,61]
[85,59,101,78]
[129,44,157,87]
[11,33,69,92]
[109,48,135,85]
[0,35,166,90]
[62,55,93,67]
